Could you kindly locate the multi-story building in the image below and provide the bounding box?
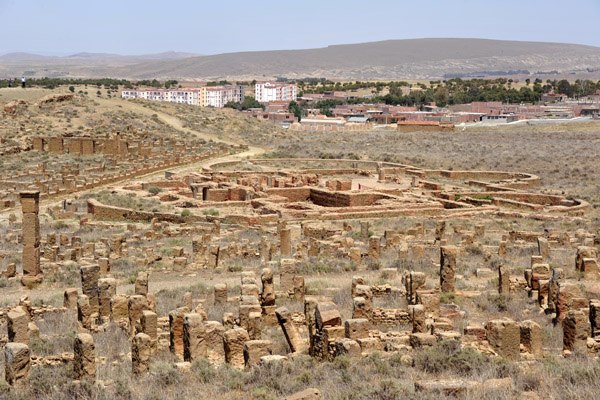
[255,82,297,103]
[121,85,244,108]
[121,88,201,105]
[200,85,245,107]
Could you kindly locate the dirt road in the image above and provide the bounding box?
[0,95,270,305]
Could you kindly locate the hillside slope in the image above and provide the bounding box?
[2,38,600,80]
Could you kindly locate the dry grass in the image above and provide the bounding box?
[269,123,600,212]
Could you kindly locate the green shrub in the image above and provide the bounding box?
[192,358,216,384]
[227,265,243,272]
[202,208,219,216]
[367,261,382,271]
[251,386,278,400]
[148,186,163,195]
[150,361,181,385]
[439,291,457,304]
[414,340,492,376]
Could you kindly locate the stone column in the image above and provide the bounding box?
[280,259,296,295]
[313,302,343,361]
[140,310,158,355]
[132,333,151,375]
[77,295,91,331]
[205,321,226,364]
[183,313,206,362]
[435,221,446,242]
[498,240,507,258]
[129,295,149,336]
[259,239,272,262]
[576,246,597,273]
[349,247,361,264]
[354,285,373,321]
[498,264,510,294]
[7,306,29,345]
[64,288,79,309]
[261,268,275,307]
[110,294,129,325]
[73,333,95,382]
[405,271,426,305]
[110,234,124,258]
[192,237,204,263]
[80,264,100,314]
[345,318,369,340]
[590,300,600,337]
[243,340,273,368]
[169,307,188,357]
[581,258,599,280]
[351,276,365,298]
[208,245,220,268]
[248,312,262,340]
[275,306,306,353]
[214,283,228,305]
[440,246,457,293]
[98,278,116,319]
[520,320,542,359]
[293,275,305,301]
[368,236,381,259]
[409,304,426,333]
[241,284,259,301]
[20,191,42,286]
[360,221,370,239]
[5,343,30,386]
[486,319,520,361]
[280,228,292,257]
[537,237,550,259]
[304,298,318,356]
[134,271,149,296]
[224,327,250,369]
[98,258,110,275]
[563,310,588,353]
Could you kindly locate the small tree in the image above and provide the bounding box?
[289,101,303,121]
[224,101,239,110]
[69,86,75,93]
[240,96,264,110]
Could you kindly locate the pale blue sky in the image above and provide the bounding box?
[1,0,599,55]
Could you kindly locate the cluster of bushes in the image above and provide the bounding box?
[289,77,600,108]
[0,77,180,90]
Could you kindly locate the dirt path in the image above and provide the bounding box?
[0,91,274,305]
[93,97,266,158]
[0,98,270,305]
[0,97,265,219]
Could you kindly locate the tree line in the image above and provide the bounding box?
[0,77,180,90]
[288,77,600,107]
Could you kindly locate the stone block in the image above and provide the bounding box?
[486,319,520,360]
[243,339,272,368]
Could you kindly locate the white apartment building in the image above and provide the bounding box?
[122,85,244,108]
[121,89,200,105]
[255,82,297,103]
[202,85,245,108]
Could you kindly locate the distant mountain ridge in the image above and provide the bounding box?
[1,38,600,80]
[0,50,200,62]
[64,51,201,60]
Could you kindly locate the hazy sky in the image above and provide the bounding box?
[1,0,599,55]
